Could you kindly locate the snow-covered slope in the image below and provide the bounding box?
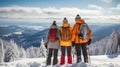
[0,54,120,67]
[91,29,120,55]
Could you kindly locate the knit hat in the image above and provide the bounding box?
[63,17,68,23]
[52,20,57,26]
[75,14,81,20]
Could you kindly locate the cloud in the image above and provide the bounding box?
[88,4,103,10]
[0,5,120,23]
[0,6,102,19]
[100,0,112,3]
[109,4,120,10]
[84,15,120,23]
[42,7,60,15]
[108,4,120,15]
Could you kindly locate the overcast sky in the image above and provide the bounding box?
[0,0,120,23]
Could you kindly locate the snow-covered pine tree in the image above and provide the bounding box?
[117,28,120,53]
[19,46,26,58]
[0,38,4,63]
[39,38,47,57]
[4,47,13,62]
[4,39,19,62]
[10,40,20,60]
[91,29,120,55]
[26,46,36,58]
[25,38,47,58]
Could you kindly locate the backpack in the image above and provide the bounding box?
[78,23,89,39]
[48,28,57,42]
[60,27,71,41]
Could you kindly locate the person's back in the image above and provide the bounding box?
[72,14,92,63]
[44,21,60,66]
[59,17,72,46]
[60,25,71,42]
[72,15,92,44]
[59,17,72,65]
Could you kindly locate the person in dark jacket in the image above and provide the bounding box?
[44,21,60,65]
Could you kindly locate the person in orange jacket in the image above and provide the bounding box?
[59,17,72,65]
[72,14,92,63]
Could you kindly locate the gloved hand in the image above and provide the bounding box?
[87,39,92,45]
[78,33,83,37]
[44,43,48,49]
[72,41,75,46]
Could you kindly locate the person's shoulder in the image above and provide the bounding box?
[59,26,62,31]
[74,23,80,27]
[70,27,73,31]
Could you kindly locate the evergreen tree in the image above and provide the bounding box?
[0,38,4,63]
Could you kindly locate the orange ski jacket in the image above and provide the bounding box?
[72,19,92,44]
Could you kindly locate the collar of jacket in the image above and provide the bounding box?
[50,25,57,29]
[62,23,70,27]
[75,19,85,24]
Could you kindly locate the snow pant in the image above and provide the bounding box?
[46,48,58,65]
[75,43,88,63]
[60,46,72,65]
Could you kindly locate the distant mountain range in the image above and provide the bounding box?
[0,25,47,48]
[0,22,120,48]
[90,24,120,42]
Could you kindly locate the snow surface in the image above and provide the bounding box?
[0,54,120,67]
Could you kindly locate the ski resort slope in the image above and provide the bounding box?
[0,54,120,67]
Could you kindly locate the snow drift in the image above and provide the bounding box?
[0,54,120,67]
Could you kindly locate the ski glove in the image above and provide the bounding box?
[78,33,83,37]
[87,39,92,45]
[44,43,48,49]
[72,41,75,46]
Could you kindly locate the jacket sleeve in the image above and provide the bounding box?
[44,30,49,44]
[88,29,92,39]
[71,24,77,42]
[70,27,73,40]
[57,28,60,39]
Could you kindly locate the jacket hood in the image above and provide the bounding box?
[62,23,70,27]
[75,19,85,24]
[50,25,57,29]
